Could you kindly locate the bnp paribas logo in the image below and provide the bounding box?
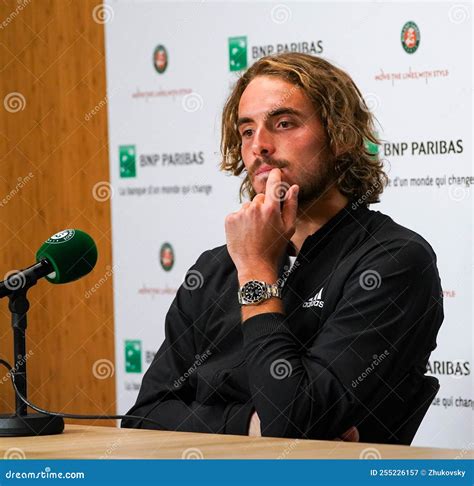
[401,21,420,54]
[228,36,247,71]
[365,133,380,156]
[125,340,142,373]
[119,145,136,178]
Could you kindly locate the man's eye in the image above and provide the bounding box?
[241,129,253,137]
[278,120,292,128]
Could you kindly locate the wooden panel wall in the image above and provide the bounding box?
[0,0,116,426]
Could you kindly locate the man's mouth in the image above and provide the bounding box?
[255,164,275,176]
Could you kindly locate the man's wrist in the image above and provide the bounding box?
[237,268,278,286]
[237,268,282,320]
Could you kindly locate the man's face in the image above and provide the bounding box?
[237,75,336,205]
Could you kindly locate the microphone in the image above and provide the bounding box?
[0,231,164,432]
[0,228,98,437]
[0,229,97,298]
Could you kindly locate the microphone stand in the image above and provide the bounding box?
[0,272,64,436]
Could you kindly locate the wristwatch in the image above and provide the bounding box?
[238,280,282,305]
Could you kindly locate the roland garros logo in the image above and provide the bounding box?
[46,229,75,244]
[401,21,420,54]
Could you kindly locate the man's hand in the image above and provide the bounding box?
[248,411,359,442]
[248,411,261,436]
[225,168,299,279]
[334,426,360,442]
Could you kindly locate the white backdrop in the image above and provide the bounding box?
[104,0,473,449]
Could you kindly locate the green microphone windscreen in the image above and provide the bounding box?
[35,229,98,284]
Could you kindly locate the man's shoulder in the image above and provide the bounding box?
[191,243,235,278]
[365,207,438,264]
[186,244,237,296]
[194,243,231,266]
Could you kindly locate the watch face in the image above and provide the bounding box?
[242,281,265,304]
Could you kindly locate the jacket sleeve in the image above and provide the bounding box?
[241,241,443,440]
[121,253,254,435]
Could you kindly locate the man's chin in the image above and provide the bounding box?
[298,184,334,208]
[250,179,266,196]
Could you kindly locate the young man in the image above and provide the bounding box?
[122,53,444,443]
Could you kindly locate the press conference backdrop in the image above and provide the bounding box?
[104,0,473,449]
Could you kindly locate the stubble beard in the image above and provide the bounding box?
[296,157,338,208]
[250,155,338,208]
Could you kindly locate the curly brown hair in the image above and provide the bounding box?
[220,53,387,204]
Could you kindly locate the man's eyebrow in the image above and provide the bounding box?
[236,116,253,128]
[236,107,303,129]
[267,107,302,118]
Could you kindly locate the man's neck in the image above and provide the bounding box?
[290,189,349,255]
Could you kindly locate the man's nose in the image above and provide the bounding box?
[252,127,275,157]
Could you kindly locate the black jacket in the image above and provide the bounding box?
[122,203,444,443]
